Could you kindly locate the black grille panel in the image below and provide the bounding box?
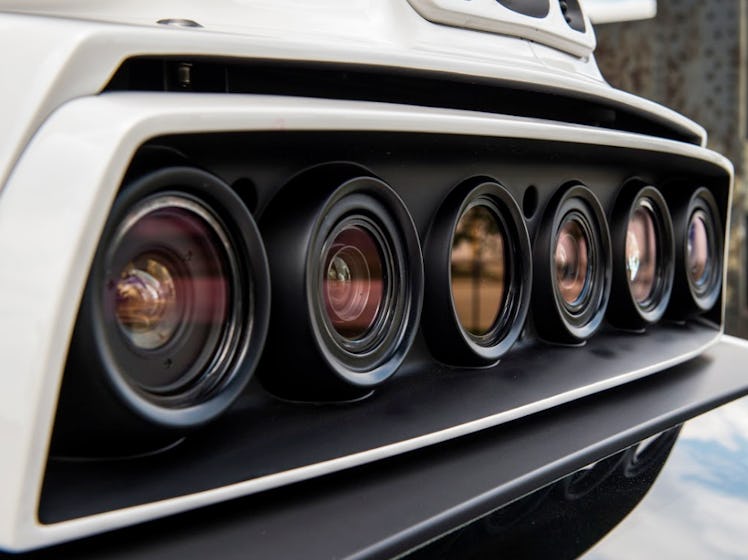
[42,129,728,522]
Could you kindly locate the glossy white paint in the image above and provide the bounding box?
[0,93,731,551]
[0,4,706,195]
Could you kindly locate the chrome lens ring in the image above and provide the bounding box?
[610,184,674,328]
[424,179,531,365]
[533,184,611,343]
[77,167,270,429]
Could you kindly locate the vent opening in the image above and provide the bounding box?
[103,57,700,145]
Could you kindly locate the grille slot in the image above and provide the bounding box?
[104,57,701,145]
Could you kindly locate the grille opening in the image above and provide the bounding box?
[559,0,586,32]
[496,0,550,18]
[103,57,701,146]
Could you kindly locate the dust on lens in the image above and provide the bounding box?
[626,203,658,304]
[323,225,384,340]
[555,217,589,307]
[687,210,711,288]
[450,205,507,336]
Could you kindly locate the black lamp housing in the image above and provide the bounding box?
[423,178,532,366]
[55,167,271,456]
[258,164,424,402]
[608,182,675,330]
[532,183,612,344]
[669,187,723,318]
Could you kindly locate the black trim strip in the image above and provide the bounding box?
[103,57,701,145]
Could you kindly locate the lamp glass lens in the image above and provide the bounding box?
[109,202,231,393]
[687,211,711,288]
[626,204,658,304]
[450,205,507,336]
[323,225,384,340]
[555,218,590,307]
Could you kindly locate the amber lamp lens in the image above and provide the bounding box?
[555,218,589,306]
[626,204,658,304]
[687,211,711,288]
[323,225,384,340]
[450,205,507,336]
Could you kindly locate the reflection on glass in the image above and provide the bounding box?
[555,217,590,306]
[687,211,710,287]
[587,397,748,559]
[111,207,229,353]
[450,205,506,336]
[409,427,682,559]
[408,395,748,560]
[116,255,180,350]
[322,225,384,340]
[626,203,658,304]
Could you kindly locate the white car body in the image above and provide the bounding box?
[0,0,731,552]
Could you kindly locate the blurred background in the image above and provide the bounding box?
[589,0,748,337]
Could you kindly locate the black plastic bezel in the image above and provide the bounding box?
[63,167,271,434]
[423,179,532,365]
[308,187,415,382]
[533,183,612,343]
[258,166,424,400]
[669,187,723,316]
[609,183,675,329]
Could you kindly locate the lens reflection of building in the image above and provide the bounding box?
[450,206,506,336]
